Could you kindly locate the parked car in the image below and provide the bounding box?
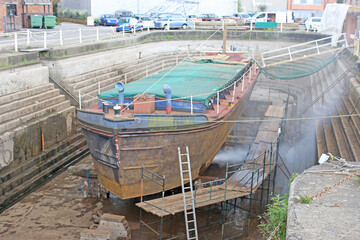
[233,12,252,25]
[305,17,322,31]
[222,16,237,23]
[186,15,202,22]
[152,12,173,20]
[199,13,221,21]
[115,10,134,18]
[154,14,188,30]
[138,16,155,29]
[116,17,143,32]
[251,11,294,24]
[99,14,118,26]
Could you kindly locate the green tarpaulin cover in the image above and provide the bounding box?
[261,52,338,80]
[98,59,245,104]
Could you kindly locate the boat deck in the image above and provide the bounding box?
[136,105,284,217]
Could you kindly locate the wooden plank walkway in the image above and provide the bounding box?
[136,105,284,217]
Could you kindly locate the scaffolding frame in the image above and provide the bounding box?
[138,138,280,240]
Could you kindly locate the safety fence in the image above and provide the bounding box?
[0,21,197,52]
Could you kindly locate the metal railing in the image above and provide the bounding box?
[261,33,348,67]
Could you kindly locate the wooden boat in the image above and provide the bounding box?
[77,53,259,199]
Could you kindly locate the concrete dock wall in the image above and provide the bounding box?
[0,63,49,96]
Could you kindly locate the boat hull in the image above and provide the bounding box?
[79,82,255,199]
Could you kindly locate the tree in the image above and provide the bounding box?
[238,0,243,12]
[258,4,267,12]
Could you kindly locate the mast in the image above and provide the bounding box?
[222,23,227,54]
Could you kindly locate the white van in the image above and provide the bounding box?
[251,11,294,24]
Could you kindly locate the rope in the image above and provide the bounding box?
[126,113,360,124]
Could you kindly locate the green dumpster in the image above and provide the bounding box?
[44,15,56,29]
[29,15,43,28]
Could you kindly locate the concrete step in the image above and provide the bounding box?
[66,63,124,84]
[329,106,352,161]
[0,89,60,115]
[0,101,70,135]
[78,75,123,100]
[125,60,176,80]
[336,100,360,161]
[70,71,120,92]
[343,97,360,142]
[0,137,88,207]
[0,83,54,106]
[0,95,65,124]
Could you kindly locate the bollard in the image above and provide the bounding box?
[98,81,101,94]
[79,28,82,43]
[134,25,136,35]
[280,22,283,32]
[96,27,99,41]
[123,25,125,37]
[193,21,196,30]
[167,20,170,31]
[27,29,30,46]
[250,22,253,31]
[124,73,127,84]
[14,33,18,52]
[147,24,150,32]
[43,32,47,49]
[60,29,63,46]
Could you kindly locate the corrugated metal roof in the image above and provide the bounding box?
[22,0,52,5]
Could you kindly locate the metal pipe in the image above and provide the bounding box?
[115,82,125,109]
[190,96,193,114]
[163,84,172,114]
[79,91,82,109]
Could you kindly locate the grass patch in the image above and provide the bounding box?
[165,35,174,40]
[299,195,313,204]
[354,176,360,186]
[258,194,288,240]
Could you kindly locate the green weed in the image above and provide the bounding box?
[299,195,313,204]
[289,173,299,186]
[258,194,288,240]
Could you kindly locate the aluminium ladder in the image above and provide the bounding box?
[178,146,198,240]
